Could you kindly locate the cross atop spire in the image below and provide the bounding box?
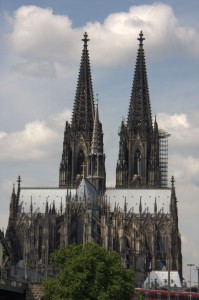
[137,31,145,48]
[82,32,89,47]
[171,175,175,188]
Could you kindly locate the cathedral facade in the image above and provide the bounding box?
[6,32,182,285]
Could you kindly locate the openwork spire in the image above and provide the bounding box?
[127,31,153,136]
[91,96,103,154]
[71,32,95,132]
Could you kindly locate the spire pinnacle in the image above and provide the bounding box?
[137,30,145,48]
[17,175,21,188]
[171,175,175,188]
[82,32,89,47]
[139,196,142,214]
[90,96,103,154]
[96,93,99,105]
[12,184,15,195]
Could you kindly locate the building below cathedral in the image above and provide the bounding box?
[6,31,182,285]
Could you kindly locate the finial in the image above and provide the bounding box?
[81,162,86,179]
[137,31,145,48]
[17,175,21,187]
[17,175,21,198]
[82,32,89,47]
[96,93,99,106]
[171,175,175,188]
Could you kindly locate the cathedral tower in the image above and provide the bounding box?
[116,31,161,188]
[59,33,105,192]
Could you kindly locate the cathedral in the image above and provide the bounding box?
[6,31,182,285]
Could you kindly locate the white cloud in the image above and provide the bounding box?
[0,109,71,162]
[49,109,71,129]
[0,131,7,139]
[157,112,190,130]
[157,112,199,146]
[12,61,56,78]
[8,5,80,63]
[156,112,199,184]
[6,3,199,70]
[0,120,57,160]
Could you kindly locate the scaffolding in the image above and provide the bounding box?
[159,129,170,187]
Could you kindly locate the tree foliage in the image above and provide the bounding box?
[43,242,134,300]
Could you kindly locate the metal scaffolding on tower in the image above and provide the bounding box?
[159,129,171,187]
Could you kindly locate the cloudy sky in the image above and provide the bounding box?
[0,0,198,284]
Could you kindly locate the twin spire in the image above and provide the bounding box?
[59,32,105,191]
[127,30,152,137]
[71,32,95,133]
[60,31,166,190]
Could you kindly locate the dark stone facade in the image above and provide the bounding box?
[6,32,182,285]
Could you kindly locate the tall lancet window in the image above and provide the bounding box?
[134,150,141,176]
[77,150,85,176]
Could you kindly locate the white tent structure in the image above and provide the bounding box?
[143,271,182,289]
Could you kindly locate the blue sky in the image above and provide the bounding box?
[0,0,199,284]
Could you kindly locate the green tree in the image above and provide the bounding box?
[43,242,134,300]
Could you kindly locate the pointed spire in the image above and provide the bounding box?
[117,118,127,162]
[60,198,63,215]
[124,197,127,218]
[170,175,177,203]
[127,31,152,136]
[30,196,33,215]
[12,184,15,196]
[17,175,21,199]
[171,175,175,188]
[154,115,158,131]
[45,198,49,214]
[52,201,56,214]
[91,95,103,154]
[154,197,157,214]
[9,184,17,220]
[71,32,95,133]
[139,196,142,214]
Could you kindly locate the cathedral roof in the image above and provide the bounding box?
[106,188,171,214]
[18,178,97,214]
[18,187,77,214]
[18,186,171,215]
[77,178,97,200]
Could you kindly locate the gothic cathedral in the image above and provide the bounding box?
[6,32,182,285]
